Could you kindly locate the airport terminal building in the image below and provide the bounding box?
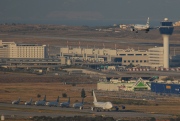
[0,40,47,59]
[60,46,165,68]
[0,40,177,68]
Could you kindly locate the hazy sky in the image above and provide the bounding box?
[0,0,179,26]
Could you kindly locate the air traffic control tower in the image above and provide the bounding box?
[159,18,174,68]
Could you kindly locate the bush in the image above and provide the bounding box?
[37,94,41,98]
[81,88,86,98]
[62,93,67,98]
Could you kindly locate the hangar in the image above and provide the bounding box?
[151,82,180,94]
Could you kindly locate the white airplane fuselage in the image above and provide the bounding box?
[46,101,58,107]
[134,24,149,31]
[35,100,46,106]
[60,97,70,107]
[25,102,31,105]
[73,103,83,108]
[25,99,32,105]
[93,102,113,109]
[12,100,20,104]
[12,98,20,104]
[60,102,70,107]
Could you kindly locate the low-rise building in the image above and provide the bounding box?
[97,78,151,91]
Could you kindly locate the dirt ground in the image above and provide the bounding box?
[0,71,96,103]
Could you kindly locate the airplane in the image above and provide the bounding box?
[72,98,84,110]
[91,90,113,112]
[35,95,46,106]
[46,96,59,107]
[12,98,20,104]
[60,97,70,108]
[130,17,150,33]
[25,98,33,105]
[91,91,125,112]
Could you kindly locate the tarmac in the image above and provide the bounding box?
[0,103,171,119]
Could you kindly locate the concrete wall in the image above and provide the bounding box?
[97,83,119,91]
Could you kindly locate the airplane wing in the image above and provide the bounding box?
[149,26,159,30]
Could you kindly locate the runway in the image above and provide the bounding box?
[0,103,171,119]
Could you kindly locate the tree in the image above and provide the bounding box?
[62,93,67,98]
[37,94,41,98]
[81,88,86,98]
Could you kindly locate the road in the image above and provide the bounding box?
[107,70,180,78]
[0,103,171,119]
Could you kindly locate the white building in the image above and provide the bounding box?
[60,47,149,67]
[16,44,46,58]
[0,41,17,58]
[0,40,47,59]
[59,45,173,68]
[116,48,148,66]
[97,78,151,91]
[148,47,164,68]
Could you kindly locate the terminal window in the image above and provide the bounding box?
[120,54,126,56]
[128,54,134,56]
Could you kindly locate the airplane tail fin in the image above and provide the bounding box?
[57,96,59,102]
[146,17,150,26]
[93,90,97,103]
[43,95,46,101]
[68,97,70,103]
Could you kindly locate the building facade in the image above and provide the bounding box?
[0,40,47,59]
[60,47,163,67]
[151,82,180,94]
[97,78,151,91]
[60,46,178,68]
[148,47,164,68]
[60,47,148,65]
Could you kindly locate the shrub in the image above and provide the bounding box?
[37,94,41,98]
[62,93,67,98]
